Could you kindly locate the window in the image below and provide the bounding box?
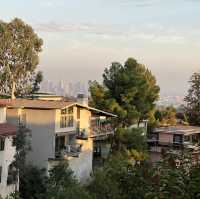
[173,134,183,144]
[19,113,26,127]
[77,108,80,119]
[0,138,5,151]
[60,107,74,128]
[55,135,65,153]
[7,163,17,185]
[0,166,2,183]
[12,137,16,147]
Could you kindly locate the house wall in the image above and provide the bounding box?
[0,136,17,199]
[159,133,173,143]
[23,109,56,169]
[72,108,93,182]
[0,107,6,124]
[7,106,94,183]
[6,108,21,125]
[7,108,56,169]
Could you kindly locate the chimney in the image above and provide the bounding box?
[76,94,88,106]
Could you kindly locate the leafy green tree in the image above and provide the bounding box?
[188,165,200,199]
[154,106,177,126]
[19,165,47,199]
[89,58,160,127]
[46,161,91,199]
[0,18,43,99]
[114,127,147,155]
[184,72,200,125]
[88,153,152,199]
[13,126,31,181]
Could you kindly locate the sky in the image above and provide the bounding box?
[1,0,200,96]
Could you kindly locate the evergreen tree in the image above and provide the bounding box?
[185,72,200,125]
[89,58,160,127]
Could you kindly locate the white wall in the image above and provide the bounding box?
[0,136,17,199]
[0,108,6,124]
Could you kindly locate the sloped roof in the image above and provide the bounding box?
[0,98,117,117]
[0,123,17,136]
[0,99,75,109]
[0,99,11,107]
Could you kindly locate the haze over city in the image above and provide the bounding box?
[1,0,200,96]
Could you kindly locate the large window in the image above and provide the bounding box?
[0,137,5,151]
[173,134,183,144]
[7,163,17,185]
[0,166,2,183]
[12,137,16,147]
[19,113,26,127]
[60,107,74,128]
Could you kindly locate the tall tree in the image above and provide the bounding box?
[89,58,160,127]
[0,18,43,99]
[184,72,200,125]
[154,106,177,126]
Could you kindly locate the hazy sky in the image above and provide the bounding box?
[1,0,200,96]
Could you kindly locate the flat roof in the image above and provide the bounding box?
[154,125,200,135]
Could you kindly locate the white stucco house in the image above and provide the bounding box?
[1,95,116,183]
[0,101,18,199]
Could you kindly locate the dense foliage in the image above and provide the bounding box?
[10,152,200,199]
[154,106,177,126]
[185,72,200,125]
[0,18,43,99]
[89,58,160,127]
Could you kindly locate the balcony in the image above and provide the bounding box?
[91,125,114,140]
[55,144,82,158]
[76,128,88,140]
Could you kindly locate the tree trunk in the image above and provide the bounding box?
[11,80,16,99]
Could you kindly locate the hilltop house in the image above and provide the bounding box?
[0,102,18,199]
[2,95,116,182]
[148,126,200,163]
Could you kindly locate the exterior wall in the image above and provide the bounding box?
[7,108,56,169]
[73,108,93,182]
[0,136,17,199]
[24,109,56,169]
[68,146,93,183]
[159,133,173,143]
[149,152,162,163]
[7,105,94,183]
[6,108,21,125]
[0,107,6,123]
[79,108,91,131]
[48,138,93,183]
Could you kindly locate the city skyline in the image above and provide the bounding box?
[1,0,200,96]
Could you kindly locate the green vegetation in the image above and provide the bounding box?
[2,17,200,199]
[89,58,160,127]
[185,72,200,125]
[154,106,177,126]
[10,153,200,199]
[0,18,43,99]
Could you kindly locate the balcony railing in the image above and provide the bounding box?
[90,124,114,138]
[147,139,184,148]
[55,144,82,158]
[76,128,88,140]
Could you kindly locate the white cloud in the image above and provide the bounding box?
[39,0,65,7]
[35,21,197,44]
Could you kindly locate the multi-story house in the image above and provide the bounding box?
[0,101,18,199]
[148,126,200,163]
[3,96,116,182]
